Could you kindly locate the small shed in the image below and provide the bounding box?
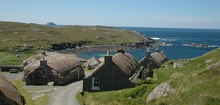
[23,57,85,85]
[0,74,25,105]
[84,57,101,70]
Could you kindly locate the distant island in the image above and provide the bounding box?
[46,22,56,26]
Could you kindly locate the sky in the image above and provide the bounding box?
[1,0,220,29]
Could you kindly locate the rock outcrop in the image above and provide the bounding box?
[146,82,175,103]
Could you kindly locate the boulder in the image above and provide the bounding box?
[146,82,175,103]
[47,82,54,86]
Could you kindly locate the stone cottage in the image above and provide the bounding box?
[139,47,168,69]
[83,49,140,91]
[0,74,25,105]
[23,57,85,85]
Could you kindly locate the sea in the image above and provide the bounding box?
[76,27,220,60]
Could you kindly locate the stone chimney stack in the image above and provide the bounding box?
[156,46,160,52]
[104,51,112,67]
[161,50,165,54]
[117,47,125,54]
[40,58,47,67]
[146,47,151,58]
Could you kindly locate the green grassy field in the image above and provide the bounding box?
[78,48,220,105]
[0,51,36,66]
[0,21,143,52]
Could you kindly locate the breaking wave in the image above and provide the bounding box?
[151,37,161,40]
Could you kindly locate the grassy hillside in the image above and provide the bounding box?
[149,48,220,105]
[0,21,143,52]
[78,48,220,105]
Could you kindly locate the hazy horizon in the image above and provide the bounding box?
[1,0,220,29]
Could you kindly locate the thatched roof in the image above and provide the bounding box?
[113,53,140,77]
[99,57,104,62]
[124,53,140,69]
[24,51,68,64]
[0,74,25,105]
[151,52,167,66]
[24,57,82,76]
[85,57,101,68]
[139,51,168,68]
[49,58,82,74]
[88,52,140,78]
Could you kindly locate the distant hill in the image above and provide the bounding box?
[46,22,56,26]
[0,21,145,52]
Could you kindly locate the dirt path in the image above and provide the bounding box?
[49,72,91,105]
[49,81,82,105]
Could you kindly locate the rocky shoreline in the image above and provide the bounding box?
[183,43,216,48]
[49,36,156,54]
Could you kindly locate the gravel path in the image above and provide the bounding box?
[0,72,23,80]
[49,72,91,105]
[49,81,82,105]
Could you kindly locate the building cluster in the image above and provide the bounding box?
[7,47,167,92]
[83,48,168,91]
[0,47,167,104]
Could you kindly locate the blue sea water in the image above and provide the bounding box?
[76,27,220,60]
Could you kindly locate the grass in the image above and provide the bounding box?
[10,78,34,105]
[0,51,36,66]
[10,78,50,105]
[79,48,220,105]
[148,48,220,105]
[77,84,157,105]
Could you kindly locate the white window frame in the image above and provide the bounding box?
[91,77,100,90]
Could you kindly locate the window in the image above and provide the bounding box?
[92,77,100,90]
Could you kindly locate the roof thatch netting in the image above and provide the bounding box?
[24,57,82,76]
[151,52,167,65]
[24,51,68,64]
[0,74,25,105]
[99,57,104,62]
[113,53,140,77]
[139,51,167,68]
[124,53,140,69]
[49,58,82,74]
[87,52,140,78]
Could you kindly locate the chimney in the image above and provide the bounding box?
[161,50,165,54]
[104,51,112,67]
[117,47,125,54]
[40,58,47,67]
[146,47,151,58]
[156,46,160,52]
